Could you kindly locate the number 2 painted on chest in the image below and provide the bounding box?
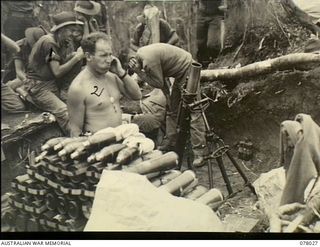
[91,86,104,97]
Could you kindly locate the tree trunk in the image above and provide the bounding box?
[147,6,160,44]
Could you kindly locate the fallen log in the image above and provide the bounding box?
[200,53,320,82]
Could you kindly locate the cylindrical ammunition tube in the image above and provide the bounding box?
[41,137,66,151]
[54,185,65,196]
[57,196,68,215]
[87,175,99,185]
[21,195,33,206]
[159,170,196,195]
[68,200,83,220]
[79,182,90,202]
[195,188,224,205]
[86,153,96,163]
[116,146,140,166]
[142,150,163,160]
[58,142,85,157]
[87,162,106,173]
[83,132,117,149]
[68,162,90,172]
[54,172,68,183]
[43,210,57,221]
[63,182,78,199]
[126,151,178,174]
[41,166,53,176]
[46,193,58,211]
[54,136,88,151]
[95,143,126,162]
[184,185,209,200]
[31,199,45,210]
[69,174,85,184]
[70,145,87,160]
[152,170,182,187]
[146,171,161,180]
[29,182,46,200]
[35,151,48,163]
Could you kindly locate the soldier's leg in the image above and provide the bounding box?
[1,82,26,113]
[207,16,222,60]
[196,14,210,66]
[29,83,69,135]
[159,80,181,150]
[190,110,207,167]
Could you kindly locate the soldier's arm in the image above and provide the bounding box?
[116,72,142,101]
[110,56,142,100]
[130,24,144,52]
[1,33,20,54]
[14,59,27,82]
[135,69,164,89]
[160,20,180,45]
[167,32,179,45]
[128,57,164,89]
[130,42,140,53]
[67,83,86,137]
[49,47,84,78]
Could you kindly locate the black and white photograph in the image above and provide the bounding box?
[1,0,319,238]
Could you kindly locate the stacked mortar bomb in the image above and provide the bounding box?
[6,123,223,232]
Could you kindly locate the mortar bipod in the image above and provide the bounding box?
[197,97,257,196]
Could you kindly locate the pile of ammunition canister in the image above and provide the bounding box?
[5,124,223,232]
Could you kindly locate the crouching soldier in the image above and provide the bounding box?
[129,43,206,167]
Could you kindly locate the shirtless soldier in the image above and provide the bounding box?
[67,32,142,137]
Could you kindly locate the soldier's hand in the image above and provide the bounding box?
[75,46,84,60]
[110,56,125,77]
[128,58,141,72]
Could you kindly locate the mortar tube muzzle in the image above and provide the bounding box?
[186,62,202,94]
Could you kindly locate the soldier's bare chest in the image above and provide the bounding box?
[86,78,120,111]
